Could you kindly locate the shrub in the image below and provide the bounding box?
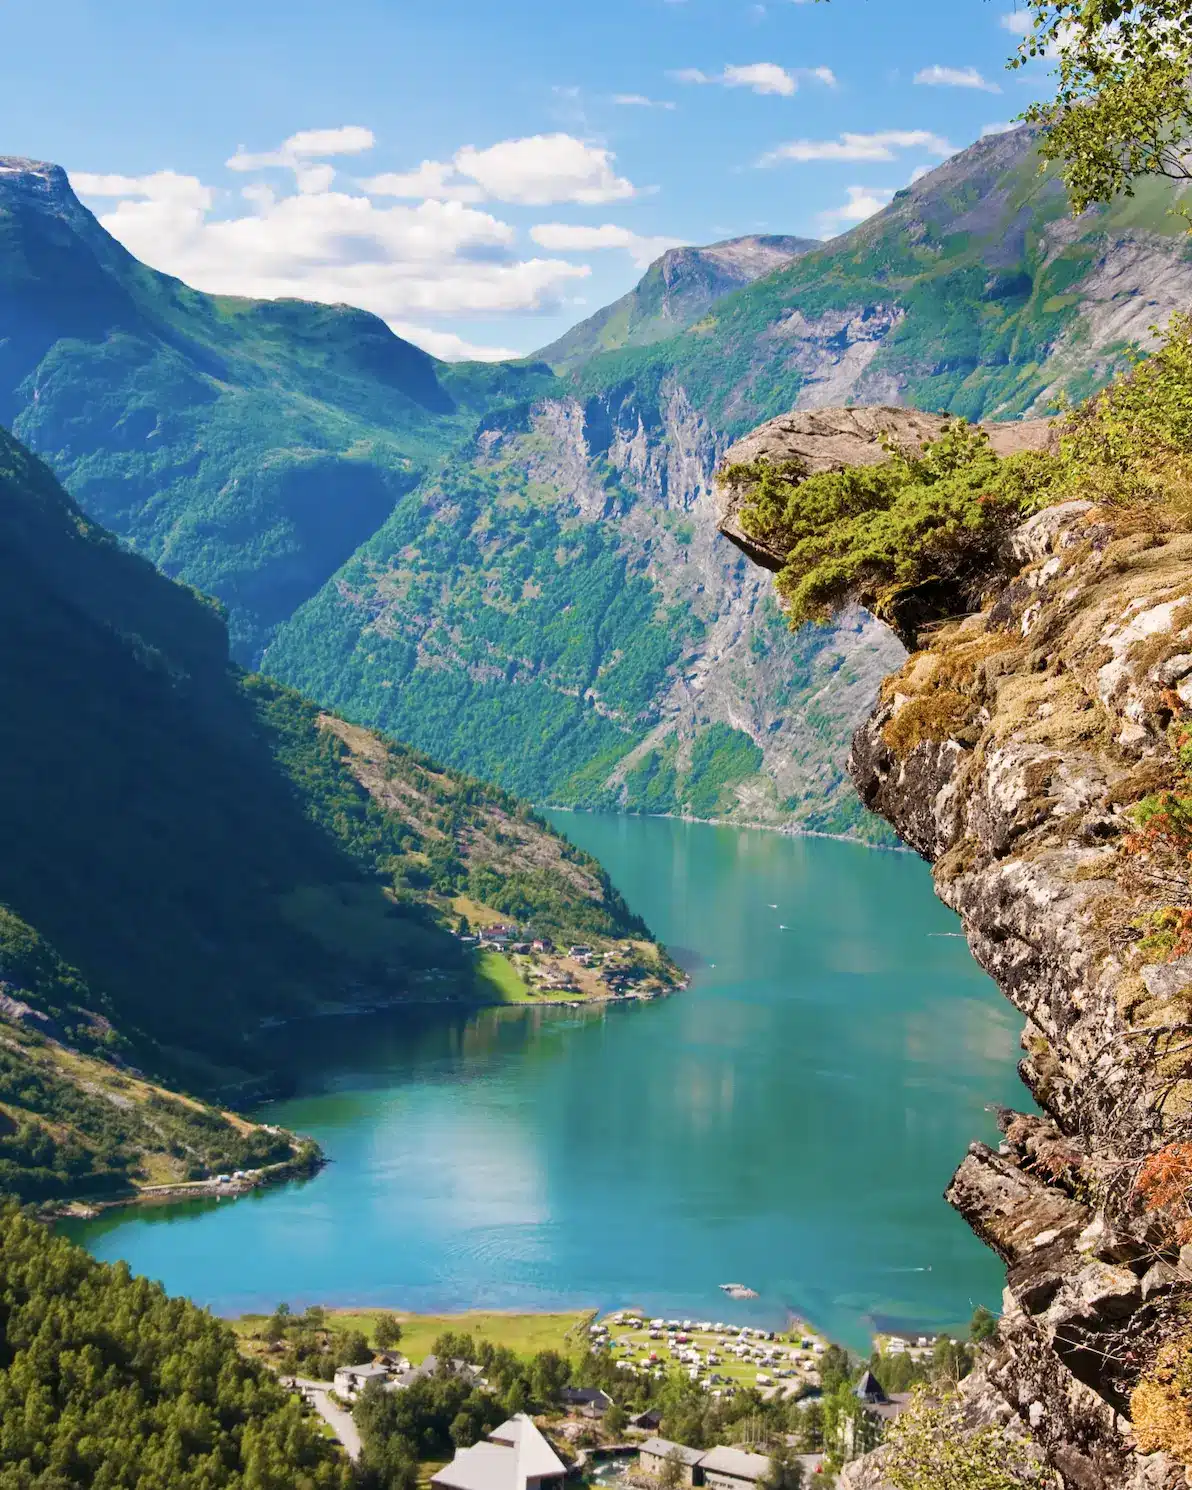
[883,1388,1040,1489]
[1132,1333,1192,1461]
[724,421,1051,638]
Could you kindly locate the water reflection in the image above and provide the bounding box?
[65,816,1026,1352]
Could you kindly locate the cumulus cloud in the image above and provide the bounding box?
[363,133,639,206]
[1000,8,1033,33]
[758,129,954,165]
[529,221,684,267]
[68,149,594,361]
[914,64,1001,91]
[224,126,376,193]
[818,185,895,233]
[671,62,834,96]
[980,120,1020,136]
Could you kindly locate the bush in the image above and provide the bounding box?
[724,421,1050,638]
[883,1388,1040,1489]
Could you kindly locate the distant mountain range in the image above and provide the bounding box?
[3,128,1191,837]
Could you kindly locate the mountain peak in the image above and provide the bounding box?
[534,232,818,373]
[0,156,82,214]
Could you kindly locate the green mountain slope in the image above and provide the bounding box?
[0,155,553,661]
[0,423,666,1199]
[6,132,1191,839]
[534,234,818,374]
[571,127,1192,435]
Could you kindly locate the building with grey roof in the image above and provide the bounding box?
[432,1414,566,1490]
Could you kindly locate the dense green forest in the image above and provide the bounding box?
[0,1206,350,1488]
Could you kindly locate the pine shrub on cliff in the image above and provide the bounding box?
[722,313,1192,641]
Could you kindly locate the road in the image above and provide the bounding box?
[290,1377,363,1462]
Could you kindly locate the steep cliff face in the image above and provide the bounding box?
[268,381,904,833]
[717,409,1192,1488]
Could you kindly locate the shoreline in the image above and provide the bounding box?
[539,804,911,854]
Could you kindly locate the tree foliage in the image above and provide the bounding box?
[0,1206,349,1489]
[1015,0,1192,210]
[883,1389,1040,1490]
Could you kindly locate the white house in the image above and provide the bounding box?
[432,1414,566,1490]
[333,1362,392,1400]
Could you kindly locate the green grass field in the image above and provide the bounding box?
[475,948,534,1002]
[232,1308,594,1362]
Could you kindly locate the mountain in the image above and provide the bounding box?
[571,126,1192,432]
[0,156,554,661]
[5,131,1192,839]
[0,422,666,1201]
[264,128,1192,832]
[534,234,818,373]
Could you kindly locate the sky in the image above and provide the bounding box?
[0,0,1052,361]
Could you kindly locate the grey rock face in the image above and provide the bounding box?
[723,408,1192,1485]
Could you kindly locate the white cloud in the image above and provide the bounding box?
[389,323,523,362]
[529,221,684,267]
[224,126,375,168]
[909,164,933,183]
[455,134,637,204]
[913,64,1001,92]
[68,160,591,354]
[980,120,1019,136]
[1000,8,1033,33]
[365,133,639,207]
[613,93,677,109]
[361,160,485,203]
[758,129,954,165]
[818,185,895,233]
[723,62,798,95]
[671,62,833,96]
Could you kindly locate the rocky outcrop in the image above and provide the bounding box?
[717,406,1057,571]
[716,416,1192,1487]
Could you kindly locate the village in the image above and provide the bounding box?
[459,920,684,1003]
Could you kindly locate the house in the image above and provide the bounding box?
[532,937,554,954]
[630,1409,663,1432]
[840,1372,911,1460]
[560,1386,612,1418]
[333,1362,392,1399]
[638,1440,705,1486]
[393,1355,483,1390]
[697,1447,772,1490]
[432,1413,566,1490]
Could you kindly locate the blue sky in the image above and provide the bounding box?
[0,0,1047,360]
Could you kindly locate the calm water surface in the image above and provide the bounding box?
[66,813,1026,1352]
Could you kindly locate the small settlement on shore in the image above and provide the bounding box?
[242,1305,965,1482]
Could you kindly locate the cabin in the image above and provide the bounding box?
[432,1413,566,1490]
[393,1355,483,1390]
[638,1440,705,1486]
[560,1385,612,1418]
[630,1409,663,1432]
[333,1362,392,1399]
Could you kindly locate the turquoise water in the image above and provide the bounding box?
[65,814,1025,1353]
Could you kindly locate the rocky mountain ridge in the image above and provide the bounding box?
[534,234,818,373]
[717,407,1192,1486]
